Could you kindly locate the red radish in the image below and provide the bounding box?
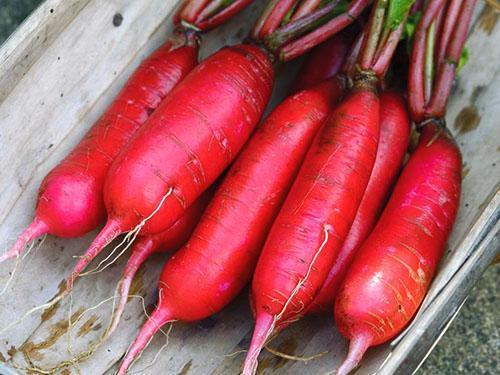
[117,78,344,375]
[243,78,380,374]
[334,0,473,372]
[293,33,350,92]
[243,1,412,371]
[0,35,199,264]
[107,191,212,336]
[308,91,411,313]
[66,44,274,292]
[334,123,461,375]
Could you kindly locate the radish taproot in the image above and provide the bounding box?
[242,1,413,371]
[334,123,461,375]
[308,91,411,313]
[107,190,212,336]
[334,0,473,372]
[0,32,199,264]
[117,77,344,374]
[1,0,256,265]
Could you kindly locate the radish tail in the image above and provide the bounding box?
[0,218,49,263]
[65,219,122,292]
[336,332,372,375]
[107,238,155,336]
[117,306,173,375]
[242,312,275,375]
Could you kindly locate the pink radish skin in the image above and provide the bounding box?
[308,91,411,313]
[334,123,462,375]
[108,192,210,336]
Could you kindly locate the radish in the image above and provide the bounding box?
[65,1,366,294]
[334,123,461,375]
[334,0,474,373]
[308,91,411,313]
[107,190,212,336]
[117,77,344,374]
[243,1,413,372]
[0,33,199,264]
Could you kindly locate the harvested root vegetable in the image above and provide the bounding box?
[243,76,380,375]
[308,91,411,313]
[334,123,461,375]
[243,0,413,371]
[117,77,344,375]
[66,43,274,293]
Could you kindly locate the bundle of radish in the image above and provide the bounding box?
[242,0,415,372]
[116,34,352,373]
[334,0,473,373]
[0,0,254,266]
[63,0,367,296]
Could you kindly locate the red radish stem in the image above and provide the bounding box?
[107,191,211,336]
[243,1,412,372]
[252,0,297,40]
[0,33,199,265]
[409,0,476,122]
[265,0,371,61]
[174,0,254,31]
[334,123,461,375]
[308,91,411,314]
[117,78,344,375]
[67,44,273,294]
[291,0,322,21]
[293,32,350,92]
[334,0,474,372]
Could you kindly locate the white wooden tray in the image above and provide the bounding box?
[0,1,498,374]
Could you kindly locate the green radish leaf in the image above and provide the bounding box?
[387,0,416,30]
[404,11,421,40]
[457,47,469,72]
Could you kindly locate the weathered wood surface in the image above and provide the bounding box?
[0,1,498,374]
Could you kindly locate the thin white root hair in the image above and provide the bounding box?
[265,345,329,362]
[12,293,148,375]
[81,187,173,277]
[0,293,64,336]
[129,324,174,375]
[274,224,331,324]
[121,292,175,374]
[222,349,248,358]
[245,225,332,375]
[0,235,43,297]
